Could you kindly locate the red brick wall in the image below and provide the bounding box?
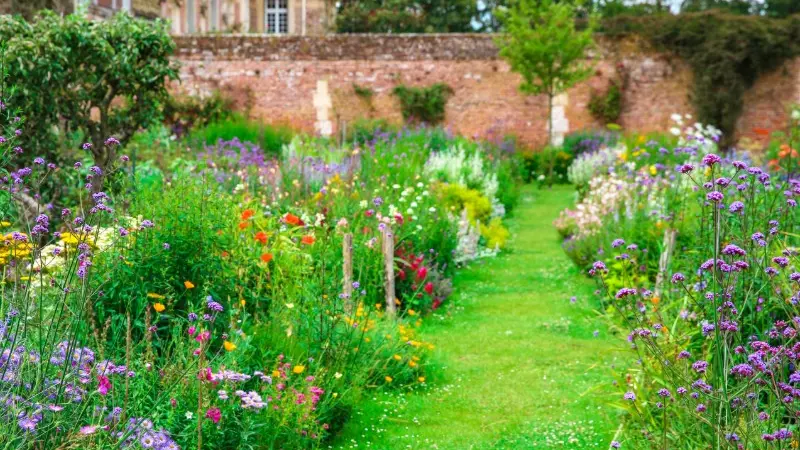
[172,34,800,148]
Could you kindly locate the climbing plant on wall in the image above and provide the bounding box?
[603,11,800,143]
[393,83,453,125]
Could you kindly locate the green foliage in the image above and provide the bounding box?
[588,80,623,124]
[440,183,492,223]
[346,118,398,145]
[496,0,596,144]
[352,83,374,103]
[163,91,234,138]
[603,11,800,143]
[0,11,178,170]
[336,0,480,33]
[522,146,575,185]
[393,83,453,125]
[189,116,295,157]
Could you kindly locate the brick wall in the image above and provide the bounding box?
[172,34,800,148]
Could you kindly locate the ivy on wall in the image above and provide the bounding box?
[603,11,800,143]
[393,83,454,125]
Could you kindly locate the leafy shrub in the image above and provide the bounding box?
[163,91,234,138]
[0,11,177,172]
[189,117,295,158]
[440,183,493,223]
[393,83,453,125]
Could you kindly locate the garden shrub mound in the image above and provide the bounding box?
[556,106,800,447]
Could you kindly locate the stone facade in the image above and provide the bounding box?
[162,0,331,35]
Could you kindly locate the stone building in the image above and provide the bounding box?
[0,0,160,19]
[160,0,334,35]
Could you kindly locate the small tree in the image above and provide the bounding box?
[496,0,595,145]
[0,11,178,180]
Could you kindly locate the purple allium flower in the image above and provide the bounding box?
[624,392,636,401]
[611,239,625,248]
[163,242,170,250]
[702,154,721,166]
[722,244,746,256]
[677,350,691,359]
[187,313,198,322]
[679,163,694,174]
[707,191,724,202]
[691,360,708,374]
[120,155,130,162]
[732,160,748,170]
[33,157,45,165]
[105,137,120,147]
[657,388,670,397]
[140,220,154,229]
[696,403,706,412]
[89,166,102,175]
[615,288,637,299]
[82,143,93,150]
[119,227,129,237]
[610,441,621,448]
[729,201,744,213]
[773,257,789,268]
[671,273,685,283]
[730,364,754,378]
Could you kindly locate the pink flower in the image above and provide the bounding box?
[205,407,221,424]
[97,375,111,396]
[80,425,98,435]
[195,330,210,342]
[188,326,196,336]
[416,266,428,281]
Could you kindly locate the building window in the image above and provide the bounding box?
[210,0,219,31]
[266,0,288,34]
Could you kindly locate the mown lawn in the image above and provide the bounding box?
[332,185,628,449]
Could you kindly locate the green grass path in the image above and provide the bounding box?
[332,185,625,449]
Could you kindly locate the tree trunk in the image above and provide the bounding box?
[547,92,554,147]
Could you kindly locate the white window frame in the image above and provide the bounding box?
[187,0,196,33]
[210,0,219,31]
[265,0,289,35]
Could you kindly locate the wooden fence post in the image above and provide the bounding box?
[382,226,396,318]
[343,233,353,313]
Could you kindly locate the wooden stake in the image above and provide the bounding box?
[343,233,353,313]
[382,227,396,318]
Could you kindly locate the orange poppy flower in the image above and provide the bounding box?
[184,281,195,289]
[260,253,273,263]
[254,231,268,245]
[301,235,315,245]
[238,222,249,230]
[221,251,230,258]
[284,213,304,227]
[241,209,255,220]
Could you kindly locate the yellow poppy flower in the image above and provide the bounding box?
[292,365,305,374]
[223,341,237,351]
[418,377,425,383]
[153,303,165,313]
[384,376,393,383]
[147,293,165,300]
[184,281,195,289]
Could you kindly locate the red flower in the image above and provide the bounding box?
[284,213,304,227]
[238,221,248,230]
[254,231,268,245]
[301,235,315,245]
[424,282,434,295]
[261,253,273,263]
[416,266,428,281]
[397,269,406,281]
[241,209,255,220]
[432,298,442,310]
[394,214,404,225]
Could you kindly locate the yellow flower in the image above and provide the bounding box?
[393,354,402,361]
[240,298,246,307]
[409,361,417,368]
[292,365,305,374]
[153,303,165,313]
[184,281,195,289]
[0,221,10,228]
[649,165,657,175]
[384,376,393,383]
[272,370,280,378]
[147,293,165,300]
[418,376,425,383]
[223,341,237,352]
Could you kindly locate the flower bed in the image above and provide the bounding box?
[0,102,520,449]
[557,109,800,448]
